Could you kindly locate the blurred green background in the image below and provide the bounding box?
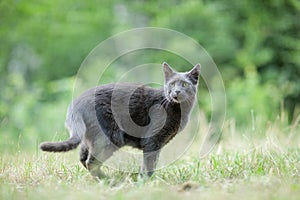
[0,0,299,152]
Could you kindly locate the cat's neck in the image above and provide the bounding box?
[180,97,195,115]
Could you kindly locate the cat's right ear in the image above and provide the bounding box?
[163,62,175,81]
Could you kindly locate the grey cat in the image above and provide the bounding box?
[40,62,201,177]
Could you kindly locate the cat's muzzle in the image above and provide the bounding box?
[171,93,184,103]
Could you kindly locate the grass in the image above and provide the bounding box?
[0,146,299,199]
[1,116,300,200]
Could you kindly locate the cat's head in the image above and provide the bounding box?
[163,62,201,103]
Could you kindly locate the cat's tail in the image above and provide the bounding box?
[40,103,86,152]
[40,135,81,152]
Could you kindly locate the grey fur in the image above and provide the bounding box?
[40,62,201,178]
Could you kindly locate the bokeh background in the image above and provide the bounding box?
[1,0,299,152]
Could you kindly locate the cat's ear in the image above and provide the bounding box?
[163,62,175,81]
[187,63,201,85]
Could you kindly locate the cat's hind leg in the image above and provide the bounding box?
[79,143,89,169]
[86,143,117,179]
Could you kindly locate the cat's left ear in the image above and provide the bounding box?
[187,63,201,85]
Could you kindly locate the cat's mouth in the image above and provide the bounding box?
[172,96,179,103]
[168,92,185,103]
[170,95,181,103]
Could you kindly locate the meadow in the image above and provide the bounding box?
[1,116,299,200]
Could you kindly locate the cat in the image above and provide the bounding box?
[40,62,201,178]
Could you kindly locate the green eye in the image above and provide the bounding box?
[170,82,175,87]
[182,82,189,87]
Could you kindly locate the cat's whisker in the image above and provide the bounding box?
[160,97,170,109]
[185,97,194,106]
[185,99,193,106]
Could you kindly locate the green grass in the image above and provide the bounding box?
[0,147,299,200]
[1,116,300,200]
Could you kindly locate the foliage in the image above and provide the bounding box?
[0,0,299,150]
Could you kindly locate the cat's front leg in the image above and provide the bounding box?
[141,150,160,177]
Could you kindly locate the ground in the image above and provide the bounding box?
[1,142,299,200]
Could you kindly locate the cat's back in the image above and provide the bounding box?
[68,83,162,114]
[69,84,113,113]
[66,83,162,134]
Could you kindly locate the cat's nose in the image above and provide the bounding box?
[175,90,180,95]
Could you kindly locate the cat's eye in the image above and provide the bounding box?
[182,82,189,87]
[170,82,175,87]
